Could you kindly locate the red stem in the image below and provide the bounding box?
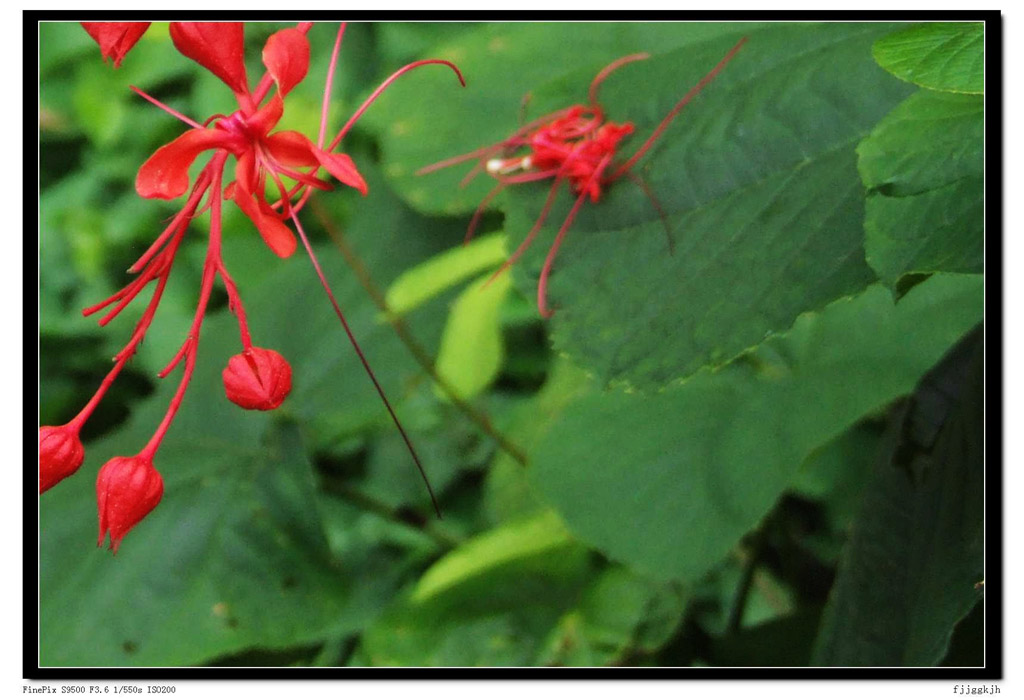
[70,189,196,431]
[140,153,229,460]
[287,207,442,519]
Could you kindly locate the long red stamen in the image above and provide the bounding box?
[588,52,650,107]
[327,60,466,153]
[610,37,747,181]
[465,182,506,244]
[537,153,613,318]
[485,176,565,287]
[129,85,204,129]
[622,169,674,254]
[318,23,346,149]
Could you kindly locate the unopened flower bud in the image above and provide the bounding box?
[96,455,164,553]
[39,425,85,494]
[222,347,292,411]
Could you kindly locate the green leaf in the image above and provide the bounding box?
[857,90,983,286]
[858,91,982,197]
[811,328,984,666]
[433,271,512,401]
[501,24,913,388]
[385,233,508,316]
[872,23,984,94]
[483,359,594,524]
[865,178,984,286]
[412,510,571,602]
[364,22,770,216]
[530,273,982,583]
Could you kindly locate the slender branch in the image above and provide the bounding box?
[309,198,529,467]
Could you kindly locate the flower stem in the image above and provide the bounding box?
[288,208,443,518]
[309,198,528,467]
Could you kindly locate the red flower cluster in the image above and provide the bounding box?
[41,22,460,551]
[420,38,747,318]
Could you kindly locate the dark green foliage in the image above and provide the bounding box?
[38,21,986,668]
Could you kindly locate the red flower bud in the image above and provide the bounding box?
[96,455,164,553]
[81,22,151,68]
[222,347,292,411]
[39,425,85,494]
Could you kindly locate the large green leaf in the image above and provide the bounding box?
[811,327,984,666]
[857,90,983,286]
[363,22,769,216]
[530,273,982,583]
[872,23,984,95]
[498,24,913,388]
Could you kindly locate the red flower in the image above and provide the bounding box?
[222,347,293,410]
[420,38,748,317]
[40,22,460,547]
[136,23,369,259]
[39,425,85,493]
[81,22,151,67]
[96,455,164,553]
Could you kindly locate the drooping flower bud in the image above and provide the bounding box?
[81,22,151,68]
[222,347,292,411]
[39,424,85,494]
[96,455,164,553]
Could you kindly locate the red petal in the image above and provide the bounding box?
[81,22,151,67]
[169,22,248,94]
[262,28,310,97]
[316,150,369,196]
[230,187,297,258]
[137,128,239,199]
[248,93,284,137]
[264,131,319,168]
[233,150,259,194]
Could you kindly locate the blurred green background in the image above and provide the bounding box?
[39,21,985,667]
